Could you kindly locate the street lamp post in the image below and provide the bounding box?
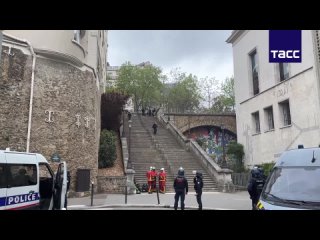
[188,115,191,137]
[221,124,227,168]
[122,108,125,137]
[0,31,3,64]
[128,120,132,169]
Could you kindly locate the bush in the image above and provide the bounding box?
[196,137,205,148]
[259,162,275,177]
[226,141,245,172]
[101,90,129,131]
[209,153,216,161]
[98,130,117,168]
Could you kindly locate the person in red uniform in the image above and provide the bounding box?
[159,168,167,193]
[147,166,153,194]
[151,167,157,192]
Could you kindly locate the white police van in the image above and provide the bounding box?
[257,145,320,210]
[0,148,68,210]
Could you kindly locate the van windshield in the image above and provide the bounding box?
[263,167,320,204]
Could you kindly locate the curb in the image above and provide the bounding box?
[67,204,231,210]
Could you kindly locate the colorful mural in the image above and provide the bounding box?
[184,126,237,160]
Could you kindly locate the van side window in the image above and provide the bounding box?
[0,164,6,188]
[7,164,37,187]
[39,164,53,179]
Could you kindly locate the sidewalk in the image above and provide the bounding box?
[68,191,251,210]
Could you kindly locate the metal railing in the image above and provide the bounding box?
[231,172,250,190]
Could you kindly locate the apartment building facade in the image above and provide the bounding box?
[227,30,320,167]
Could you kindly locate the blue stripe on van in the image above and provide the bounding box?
[0,193,40,207]
[0,197,5,207]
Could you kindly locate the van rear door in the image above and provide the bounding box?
[53,161,67,210]
[5,153,39,210]
[0,152,7,210]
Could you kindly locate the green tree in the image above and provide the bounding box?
[221,76,235,111]
[210,95,226,113]
[101,90,129,131]
[166,70,202,113]
[116,62,163,110]
[98,130,117,168]
[209,76,235,113]
[200,76,219,109]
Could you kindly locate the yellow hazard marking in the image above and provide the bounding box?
[257,201,264,209]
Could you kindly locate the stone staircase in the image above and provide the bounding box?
[129,113,218,192]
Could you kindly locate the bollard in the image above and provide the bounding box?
[125,185,128,204]
[91,181,94,206]
[156,177,160,205]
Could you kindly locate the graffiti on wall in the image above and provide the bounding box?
[184,126,236,160]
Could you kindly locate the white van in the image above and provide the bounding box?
[257,145,320,210]
[0,149,68,210]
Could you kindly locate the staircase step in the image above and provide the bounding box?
[128,114,218,193]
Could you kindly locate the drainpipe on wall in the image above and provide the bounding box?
[3,32,36,153]
[312,30,320,126]
[0,31,3,63]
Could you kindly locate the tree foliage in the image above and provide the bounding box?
[116,62,163,109]
[98,130,117,168]
[164,69,202,113]
[200,77,219,109]
[101,90,129,131]
[210,95,226,113]
[221,76,235,111]
[259,162,275,177]
[210,76,235,113]
[227,141,245,172]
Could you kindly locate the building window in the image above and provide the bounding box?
[250,50,259,95]
[264,106,274,131]
[279,100,291,126]
[73,30,81,43]
[252,111,260,134]
[279,63,289,81]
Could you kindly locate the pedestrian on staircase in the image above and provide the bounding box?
[173,167,188,210]
[152,122,158,135]
[193,171,203,210]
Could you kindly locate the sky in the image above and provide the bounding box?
[107,30,234,83]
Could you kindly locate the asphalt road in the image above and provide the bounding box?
[68,191,251,210]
